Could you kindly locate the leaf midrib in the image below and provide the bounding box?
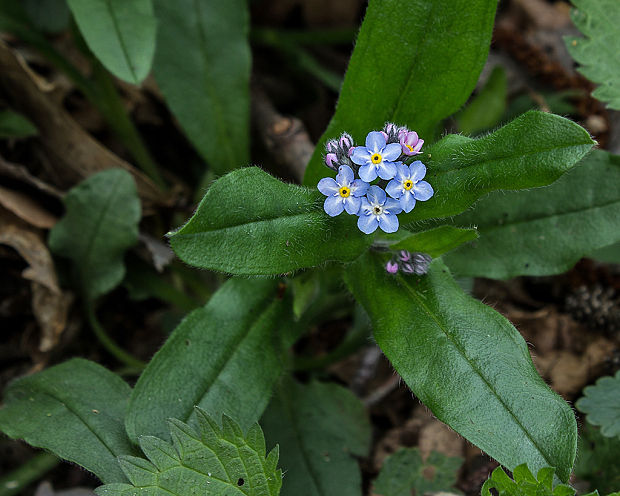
[104,0,137,82]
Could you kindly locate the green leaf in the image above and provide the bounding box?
[48,169,140,300]
[66,0,156,84]
[575,425,620,494]
[589,241,620,264]
[576,370,620,439]
[443,150,620,278]
[22,0,70,33]
[565,0,620,110]
[481,465,575,496]
[373,448,463,496]
[0,359,136,484]
[345,253,577,481]
[390,225,478,258]
[261,378,371,496]
[168,167,371,275]
[96,408,282,496]
[303,0,498,186]
[400,111,595,224]
[0,109,37,138]
[126,277,295,443]
[152,0,250,174]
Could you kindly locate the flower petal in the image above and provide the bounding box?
[359,197,373,214]
[382,142,402,161]
[351,147,371,165]
[351,179,369,197]
[409,161,427,182]
[358,163,378,182]
[377,160,397,180]
[378,212,399,233]
[323,195,345,217]
[367,185,386,205]
[344,196,362,215]
[365,131,386,152]
[386,179,403,199]
[336,165,354,185]
[405,131,419,147]
[357,212,379,234]
[400,191,416,213]
[317,177,339,196]
[412,180,434,201]
[395,162,410,182]
[385,197,403,214]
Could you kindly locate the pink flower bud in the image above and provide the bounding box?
[400,131,423,156]
[325,153,338,169]
[339,133,353,150]
[399,250,411,262]
[386,261,399,274]
[326,139,338,154]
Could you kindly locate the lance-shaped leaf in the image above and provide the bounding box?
[97,408,282,496]
[66,0,156,84]
[443,150,620,278]
[345,253,577,481]
[152,0,250,174]
[168,167,371,275]
[576,370,620,439]
[304,0,498,186]
[261,378,371,496]
[48,169,141,300]
[126,277,295,443]
[0,359,136,483]
[389,225,478,258]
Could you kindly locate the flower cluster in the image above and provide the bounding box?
[318,124,433,234]
[386,250,432,275]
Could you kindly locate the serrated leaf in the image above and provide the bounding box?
[126,277,295,443]
[373,447,463,496]
[481,465,575,496]
[168,167,371,275]
[261,378,371,496]
[576,370,620,439]
[0,358,136,483]
[345,253,577,481]
[152,0,250,174]
[565,0,620,109]
[390,225,478,258]
[0,109,37,138]
[443,150,620,278]
[575,425,620,494]
[48,169,140,300]
[66,0,156,84]
[97,408,282,496]
[303,0,498,186]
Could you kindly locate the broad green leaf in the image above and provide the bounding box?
[66,0,156,84]
[0,109,37,138]
[48,169,140,300]
[565,0,620,109]
[443,150,620,278]
[261,378,371,496]
[400,111,595,224]
[126,277,295,443]
[589,241,620,264]
[373,448,462,496]
[97,408,282,496]
[575,425,620,494]
[481,465,575,496]
[345,253,577,481]
[152,0,250,174]
[304,0,498,186]
[0,359,136,484]
[22,0,70,33]
[390,225,478,258]
[168,167,371,275]
[576,370,620,439]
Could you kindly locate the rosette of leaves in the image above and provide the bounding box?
[576,370,620,439]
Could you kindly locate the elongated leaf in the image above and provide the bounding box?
[261,378,371,496]
[48,169,140,300]
[390,225,478,257]
[576,370,620,439]
[168,167,371,275]
[66,0,156,84]
[565,0,620,110]
[97,408,282,496]
[303,0,498,186]
[126,277,295,443]
[443,150,620,278]
[0,359,136,483]
[0,109,37,138]
[345,253,577,481]
[152,0,250,174]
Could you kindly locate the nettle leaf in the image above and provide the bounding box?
[482,465,575,496]
[48,169,140,300]
[96,408,282,496]
[373,448,463,496]
[126,277,295,443]
[576,370,620,439]
[66,0,156,84]
[303,0,498,186]
[345,254,577,482]
[168,167,371,275]
[443,150,620,278]
[565,0,620,110]
[0,359,136,484]
[0,108,37,138]
[575,425,620,494]
[390,225,478,258]
[152,0,250,174]
[400,111,595,224]
[261,378,371,496]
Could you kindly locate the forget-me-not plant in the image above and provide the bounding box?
[357,185,402,234]
[386,161,434,213]
[318,165,368,216]
[351,131,401,182]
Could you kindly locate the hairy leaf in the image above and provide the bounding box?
[304,0,498,186]
[97,408,282,496]
[576,370,620,439]
[0,109,37,138]
[168,167,371,275]
[0,359,136,483]
[565,0,620,109]
[126,277,295,443]
[482,465,575,496]
[443,150,620,278]
[261,378,371,496]
[66,0,156,84]
[152,0,250,174]
[390,225,478,258]
[345,254,577,481]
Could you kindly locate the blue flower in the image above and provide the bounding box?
[351,131,402,182]
[318,165,369,217]
[386,161,434,213]
[357,185,402,234]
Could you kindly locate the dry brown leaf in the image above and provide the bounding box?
[0,184,57,228]
[31,282,73,352]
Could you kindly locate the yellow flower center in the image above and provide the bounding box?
[403,180,413,191]
[371,153,382,164]
[339,186,351,198]
[405,144,414,153]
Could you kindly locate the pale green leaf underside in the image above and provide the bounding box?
[576,370,620,439]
